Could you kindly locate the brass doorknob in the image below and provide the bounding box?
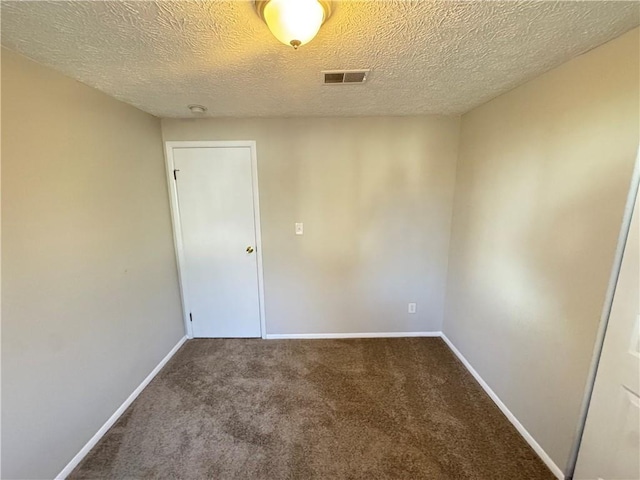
[246,246,254,254]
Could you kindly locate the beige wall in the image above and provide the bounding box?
[162,116,460,335]
[1,49,185,479]
[443,27,639,473]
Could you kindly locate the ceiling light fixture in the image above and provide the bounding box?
[255,0,332,49]
[188,104,207,114]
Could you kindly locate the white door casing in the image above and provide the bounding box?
[574,189,640,480]
[164,141,266,338]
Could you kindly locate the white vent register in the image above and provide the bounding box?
[322,69,370,85]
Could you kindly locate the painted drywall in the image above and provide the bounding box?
[162,116,460,335]
[1,48,185,479]
[443,27,640,473]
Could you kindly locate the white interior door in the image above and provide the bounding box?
[574,191,639,480]
[173,145,262,338]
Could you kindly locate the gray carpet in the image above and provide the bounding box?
[70,338,555,479]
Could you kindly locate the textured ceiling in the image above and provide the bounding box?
[1,1,638,118]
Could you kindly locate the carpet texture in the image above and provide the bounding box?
[70,338,555,479]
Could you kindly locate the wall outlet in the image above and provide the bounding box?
[408,303,417,314]
[295,223,304,235]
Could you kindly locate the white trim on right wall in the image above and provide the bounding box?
[440,334,565,480]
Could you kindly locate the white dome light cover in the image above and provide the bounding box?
[256,0,332,49]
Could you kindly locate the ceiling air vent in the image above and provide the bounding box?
[322,69,370,85]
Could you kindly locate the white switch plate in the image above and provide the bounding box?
[295,223,304,235]
[408,303,417,314]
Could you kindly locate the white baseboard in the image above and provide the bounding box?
[265,331,442,340]
[55,336,188,480]
[440,334,565,480]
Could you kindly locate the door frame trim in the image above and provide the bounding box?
[164,140,267,339]
[566,147,640,478]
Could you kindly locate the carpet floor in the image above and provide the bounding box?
[70,338,555,480]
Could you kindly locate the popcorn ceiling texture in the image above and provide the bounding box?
[1,1,638,118]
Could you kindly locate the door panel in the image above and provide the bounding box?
[575,192,639,479]
[174,146,261,338]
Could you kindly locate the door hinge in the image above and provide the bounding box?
[189,312,193,322]
[173,169,179,180]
